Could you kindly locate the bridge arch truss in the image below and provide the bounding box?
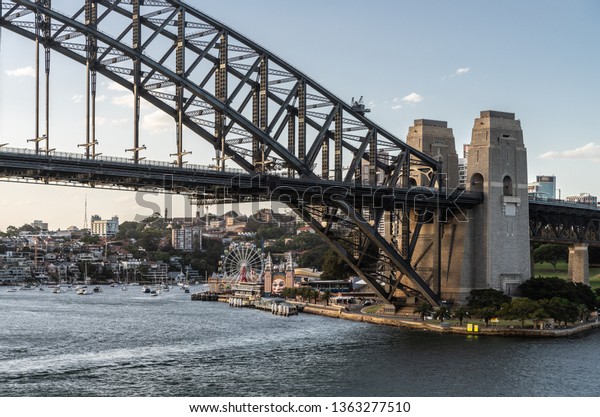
[0,0,477,306]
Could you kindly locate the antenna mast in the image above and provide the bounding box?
[83,195,88,230]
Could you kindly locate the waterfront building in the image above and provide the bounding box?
[263,252,295,296]
[90,215,119,238]
[528,175,557,199]
[171,224,202,252]
[458,158,467,188]
[458,145,469,188]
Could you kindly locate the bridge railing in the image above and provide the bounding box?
[0,146,246,175]
[528,195,600,211]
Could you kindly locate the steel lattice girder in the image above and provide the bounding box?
[0,0,462,305]
[2,0,441,179]
[529,202,600,244]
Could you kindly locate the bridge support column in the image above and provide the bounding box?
[463,111,530,297]
[530,242,536,278]
[568,243,589,285]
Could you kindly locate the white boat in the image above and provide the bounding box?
[6,287,17,293]
[76,288,88,295]
[52,286,61,294]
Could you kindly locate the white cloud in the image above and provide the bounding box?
[110,118,129,125]
[72,94,84,104]
[5,66,36,77]
[97,94,107,102]
[401,92,423,103]
[142,110,172,134]
[390,96,404,110]
[107,81,129,92]
[112,94,133,107]
[455,67,470,76]
[442,67,471,80]
[539,142,600,160]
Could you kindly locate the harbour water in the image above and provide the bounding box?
[1,285,600,397]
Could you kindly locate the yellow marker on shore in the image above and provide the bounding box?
[467,323,479,332]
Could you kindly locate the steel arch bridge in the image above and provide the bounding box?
[0,0,481,306]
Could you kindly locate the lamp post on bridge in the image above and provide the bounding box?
[27,134,48,153]
[170,150,192,167]
[78,139,100,159]
[126,145,146,162]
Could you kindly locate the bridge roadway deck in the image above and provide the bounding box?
[0,148,482,209]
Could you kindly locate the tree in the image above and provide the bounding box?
[5,225,18,236]
[433,306,451,323]
[19,224,36,232]
[533,244,568,271]
[500,298,540,328]
[310,289,320,304]
[452,306,470,326]
[477,306,499,327]
[519,277,567,300]
[297,246,328,270]
[578,304,591,322]
[540,297,579,328]
[320,249,353,280]
[321,290,332,306]
[520,278,597,309]
[81,235,100,245]
[413,301,432,321]
[280,287,292,300]
[467,289,511,310]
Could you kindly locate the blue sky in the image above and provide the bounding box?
[1,0,599,231]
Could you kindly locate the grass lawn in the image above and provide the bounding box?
[533,261,600,290]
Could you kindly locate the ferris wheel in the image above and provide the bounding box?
[221,243,264,283]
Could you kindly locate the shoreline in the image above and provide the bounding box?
[298,303,600,338]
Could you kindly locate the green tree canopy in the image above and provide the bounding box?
[452,306,470,326]
[533,244,568,271]
[413,301,432,321]
[477,306,500,327]
[433,306,452,323]
[500,298,540,328]
[539,297,579,327]
[320,249,353,280]
[467,288,511,310]
[519,277,597,309]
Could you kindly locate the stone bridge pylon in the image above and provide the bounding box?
[404,111,531,302]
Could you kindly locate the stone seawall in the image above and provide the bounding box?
[300,304,600,338]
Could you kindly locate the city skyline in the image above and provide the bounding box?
[1,0,599,231]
